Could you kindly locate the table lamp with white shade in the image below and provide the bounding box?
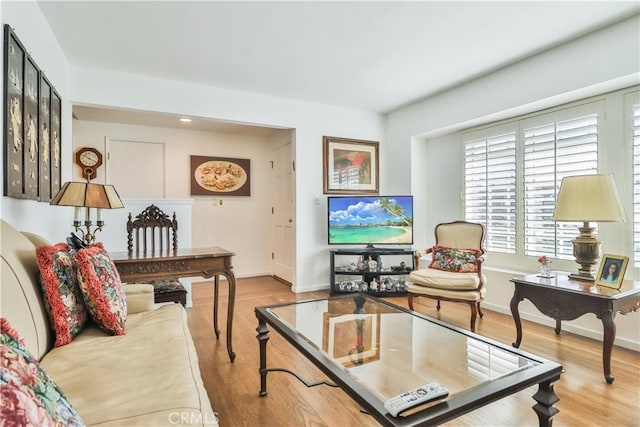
[552,174,626,281]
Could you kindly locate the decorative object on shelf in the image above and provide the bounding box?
[190,155,250,196]
[75,147,103,181]
[595,254,629,289]
[537,256,553,278]
[50,181,124,244]
[330,248,414,297]
[322,136,379,194]
[3,25,61,202]
[553,174,627,282]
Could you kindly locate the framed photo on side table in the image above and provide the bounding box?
[323,136,379,194]
[595,254,629,289]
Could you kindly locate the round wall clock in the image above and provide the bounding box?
[75,147,103,181]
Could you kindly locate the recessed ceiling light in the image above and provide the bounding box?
[179,118,192,123]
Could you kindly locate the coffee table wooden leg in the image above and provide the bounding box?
[510,290,524,348]
[532,377,560,427]
[256,318,270,396]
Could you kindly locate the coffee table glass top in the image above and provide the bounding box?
[263,294,541,405]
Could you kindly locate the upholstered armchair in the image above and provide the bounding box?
[408,221,487,332]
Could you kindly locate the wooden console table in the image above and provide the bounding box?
[110,247,237,362]
[510,272,640,383]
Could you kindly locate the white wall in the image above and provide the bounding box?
[392,15,640,278]
[0,1,386,293]
[389,15,640,350]
[72,119,274,278]
[0,1,74,242]
[68,69,385,292]
[2,2,638,349]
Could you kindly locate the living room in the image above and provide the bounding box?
[1,1,639,425]
[3,0,638,345]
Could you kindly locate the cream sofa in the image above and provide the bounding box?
[0,220,217,426]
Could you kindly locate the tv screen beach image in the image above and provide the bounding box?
[328,196,413,245]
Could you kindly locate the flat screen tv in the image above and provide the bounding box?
[327,195,413,247]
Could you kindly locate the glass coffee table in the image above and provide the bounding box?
[255,293,562,427]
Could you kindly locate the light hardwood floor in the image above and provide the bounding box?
[186,276,640,427]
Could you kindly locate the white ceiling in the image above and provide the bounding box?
[38,1,639,132]
[72,105,286,137]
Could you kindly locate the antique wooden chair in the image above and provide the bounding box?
[126,204,187,306]
[407,221,487,332]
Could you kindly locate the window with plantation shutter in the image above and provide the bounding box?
[632,103,640,267]
[461,93,635,270]
[464,131,517,254]
[523,114,598,259]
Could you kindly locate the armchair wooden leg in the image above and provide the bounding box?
[469,302,478,333]
[477,301,484,318]
[408,294,417,311]
[436,299,441,311]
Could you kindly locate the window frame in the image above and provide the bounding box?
[625,90,640,268]
[462,98,610,272]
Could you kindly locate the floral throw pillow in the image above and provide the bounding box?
[429,245,482,273]
[36,243,87,347]
[74,243,127,335]
[0,318,85,426]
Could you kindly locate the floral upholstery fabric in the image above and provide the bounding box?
[74,243,127,335]
[135,279,186,306]
[429,245,482,273]
[139,278,185,294]
[35,243,87,347]
[0,318,85,426]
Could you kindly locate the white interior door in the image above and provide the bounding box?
[272,142,295,284]
[105,138,165,198]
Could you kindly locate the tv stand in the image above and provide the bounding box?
[336,245,410,253]
[329,247,414,296]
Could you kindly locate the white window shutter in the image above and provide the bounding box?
[632,103,640,267]
[464,132,517,254]
[523,114,598,259]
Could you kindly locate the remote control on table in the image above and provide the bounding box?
[384,383,450,417]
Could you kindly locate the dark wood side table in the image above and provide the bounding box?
[111,247,237,362]
[510,272,640,384]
